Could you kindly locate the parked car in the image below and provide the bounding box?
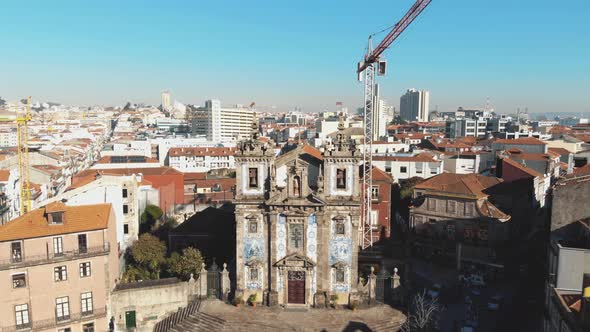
[487,295,503,311]
[459,274,486,287]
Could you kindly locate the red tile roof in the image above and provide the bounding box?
[494,137,547,145]
[548,147,572,155]
[0,203,112,242]
[502,157,543,178]
[415,173,503,199]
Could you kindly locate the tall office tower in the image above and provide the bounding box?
[194,99,255,142]
[372,84,386,140]
[161,90,171,111]
[400,89,430,122]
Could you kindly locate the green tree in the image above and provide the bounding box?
[400,176,425,199]
[140,204,163,233]
[390,115,408,125]
[167,247,204,280]
[130,233,166,279]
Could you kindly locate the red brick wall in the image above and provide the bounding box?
[372,181,392,240]
[143,173,184,213]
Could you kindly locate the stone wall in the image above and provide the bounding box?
[551,178,590,232]
[110,277,202,332]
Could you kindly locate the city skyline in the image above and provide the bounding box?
[1,0,589,113]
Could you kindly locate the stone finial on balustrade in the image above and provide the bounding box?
[220,263,231,302]
[368,266,377,303]
[199,263,208,299]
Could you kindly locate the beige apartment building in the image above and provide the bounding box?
[0,201,118,332]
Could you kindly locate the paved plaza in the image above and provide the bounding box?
[169,299,406,332]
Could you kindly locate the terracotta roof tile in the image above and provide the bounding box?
[0,169,10,182]
[494,137,547,145]
[415,173,503,198]
[0,203,112,242]
[548,147,571,155]
[502,158,543,178]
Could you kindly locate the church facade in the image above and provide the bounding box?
[234,124,362,307]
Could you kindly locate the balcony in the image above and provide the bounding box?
[0,306,106,332]
[0,243,110,271]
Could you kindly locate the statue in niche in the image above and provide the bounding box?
[293,175,301,197]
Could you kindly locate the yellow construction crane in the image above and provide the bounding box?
[16,96,32,214]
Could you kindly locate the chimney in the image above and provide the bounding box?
[583,273,590,329]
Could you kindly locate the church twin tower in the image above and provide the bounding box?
[234,125,362,307]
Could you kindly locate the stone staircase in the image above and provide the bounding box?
[169,312,226,332]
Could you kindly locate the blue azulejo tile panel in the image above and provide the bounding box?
[329,238,352,266]
[307,214,317,262]
[244,237,265,262]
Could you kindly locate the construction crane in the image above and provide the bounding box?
[16,96,32,215]
[357,0,432,249]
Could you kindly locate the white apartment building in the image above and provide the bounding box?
[167,147,236,173]
[193,100,255,142]
[45,174,159,252]
[400,89,429,122]
[161,90,171,111]
[0,129,17,147]
[446,118,488,138]
[373,152,443,182]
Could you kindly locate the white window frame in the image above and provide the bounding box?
[55,296,70,321]
[81,292,93,315]
[15,303,30,328]
[54,265,68,282]
[79,262,91,278]
[53,237,63,256]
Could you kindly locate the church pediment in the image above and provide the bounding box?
[274,253,316,268]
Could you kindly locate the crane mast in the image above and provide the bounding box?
[358,0,432,249]
[17,96,32,215]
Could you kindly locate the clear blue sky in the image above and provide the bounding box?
[1,0,589,114]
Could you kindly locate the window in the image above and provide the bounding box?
[123,204,129,214]
[122,188,128,198]
[78,234,87,253]
[15,304,30,329]
[56,296,70,321]
[335,218,345,235]
[288,223,304,251]
[400,166,407,173]
[83,323,95,332]
[249,268,258,281]
[59,328,72,332]
[370,210,379,228]
[465,202,474,216]
[123,224,129,234]
[416,162,423,174]
[248,220,258,233]
[447,201,456,214]
[53,237,63,256]
[427,198,436,211]
[81,292,93,315]
[12,273,26,288]
[11,242,22,263]
[335,269,345,283]
[336,168,347,189]
[248,168,258,188]
[385,166,392,173]
[80,262,91,277]
[371,186,379,200]
[50,212,63,224]
[54,266,68,281]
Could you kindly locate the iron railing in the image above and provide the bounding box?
[0,243,110,270]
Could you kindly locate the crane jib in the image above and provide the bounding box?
[357,0,432,73]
